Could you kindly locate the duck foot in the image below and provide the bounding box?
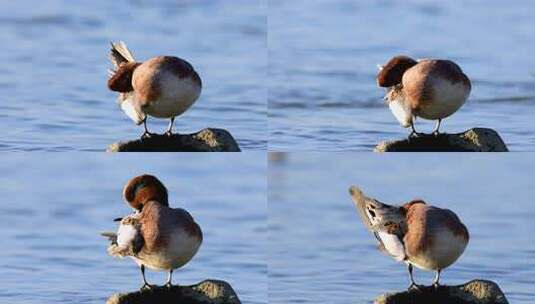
[408,131,426,139]
[140,283,156,292]
[140,131,156,139]
[165,131,179,137]
[408,283,425,292]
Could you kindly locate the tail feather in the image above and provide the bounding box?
[349,186,375,231]
[100,232,118,244]
[109,41,136,69]
[107,243,133,257]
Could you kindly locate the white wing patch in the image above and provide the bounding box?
[376,231,406,261]
[119,94,145,125]
[116,223,139,249]
[389,99,413,128]
[105,215,143,258]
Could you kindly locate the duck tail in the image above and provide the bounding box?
[349,186,376,231]
[109,41,136,67]
[101,232,132,257]
[100,232,118,244]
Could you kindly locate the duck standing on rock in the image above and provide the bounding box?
[107,41,202,138]
[348,186,469,290]
[102,175,203,290]
[377,55,471,137]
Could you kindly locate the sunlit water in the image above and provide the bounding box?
[0,0,266,151]
[269,0,535,151]
[0,153,267,304]
[269,153,535,303]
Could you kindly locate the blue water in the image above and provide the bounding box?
[269,0,535,151]
[269,153,535,303]
[0,153,267,304]
[0,0,266,151]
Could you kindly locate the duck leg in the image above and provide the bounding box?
[140,264,154,291]
[165,117,175,136]
[165,269,174,289]
[141,117,155,139]
[407,264,422,291]
[432,269,442,289]
[409,122,425,138]
[432,119,442,136]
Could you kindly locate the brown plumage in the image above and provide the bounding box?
[108,62,141,92]
[123,174,169,211]
[377,55,471,135]
[107,41,203,137]
[139,200,203,252]
[402,60,471,113]
[349,186,469,289]
[103,174,203,289]
[377,55,418,87]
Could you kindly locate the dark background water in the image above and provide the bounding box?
[269,0,535,151]
[0,153,267,304]
[269,153,535,303]
[0,0,266,151]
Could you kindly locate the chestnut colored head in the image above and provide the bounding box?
[377,55,418,87]
[108,62,141,93]
[123,175,169,211]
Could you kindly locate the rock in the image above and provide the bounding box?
[374,128,508,152]
[106,279,241,304]
[107,128,241,152]
[374,279,508,304]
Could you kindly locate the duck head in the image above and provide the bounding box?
[123,174,169,211]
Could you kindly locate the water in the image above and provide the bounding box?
[269,153,535,303]
[0,153,267,304]
[269,0,535,151]
[0,0,266,151]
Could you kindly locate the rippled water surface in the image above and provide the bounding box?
[0,0,266,151]
[0,153,267,304]
[269,0,535,151]
[269,153,535,303]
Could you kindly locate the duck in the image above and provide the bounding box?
[377,55,471,137]
[348,186,469,289]
[107,41,202,138]
[102,174,202,290]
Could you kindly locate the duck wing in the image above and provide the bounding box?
[101,214,144,257]
[168,207,203,241]
[373,231,406,261]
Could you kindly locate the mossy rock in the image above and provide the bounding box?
[107,128,241,152]
[375,128,508,152]
[107,279,241,304]
[374,279,508,304]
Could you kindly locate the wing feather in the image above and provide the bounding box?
[119,92,145,125]
[104,215,144,257]
[376,231,406,261]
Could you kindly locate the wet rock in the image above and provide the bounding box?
[374,128,508,152]
[106,279,241,304]
[107,128,241,152]
[374,279,508,304]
